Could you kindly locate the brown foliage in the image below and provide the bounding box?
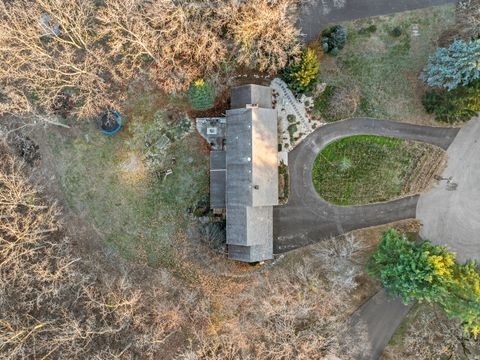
[0,147,206,359]
[456,0,480,41]
[0,0,302,119]
[223,0,302,73]
[98,0,228,94]
[0,0,117,119]
[178,255,363,359]
[382,304,480,360]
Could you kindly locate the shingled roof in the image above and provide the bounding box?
[225,85,278,262]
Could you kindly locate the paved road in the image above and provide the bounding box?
[299,0,456,42]
[345,289,413,360]
[273,117,459,253]
[417,117,480,264]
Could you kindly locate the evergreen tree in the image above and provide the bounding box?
[188,79,215,110]
[369,229,480,337]
[283,48,319,94]
[420,39,480,91]
[321,25,347,55]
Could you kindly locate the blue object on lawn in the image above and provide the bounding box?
[100,110,124,135]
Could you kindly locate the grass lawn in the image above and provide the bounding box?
[313,5,455,124]
[47,92,209,269]
[312,135,440,205]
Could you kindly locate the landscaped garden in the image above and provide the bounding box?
[311,5,456,124]
[312,135,445,205]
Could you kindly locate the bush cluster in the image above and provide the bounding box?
[188,79,216,110]
[283,48,319,94]
[422,79,480,123]
[321,25,347,55]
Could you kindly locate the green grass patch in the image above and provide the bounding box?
[314,5,455,123]
[49,100,208,269]
[312,135,432,205]
[313,85,336,118]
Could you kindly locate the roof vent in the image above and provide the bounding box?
[253,185,259,190]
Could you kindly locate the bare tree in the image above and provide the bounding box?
[0,0,118,119]
[456,0,480,40]
[0,0,305,119]
[0,146,206,359]
[315,234,367,291]
[98,0,228,93]
[222,0,302,73]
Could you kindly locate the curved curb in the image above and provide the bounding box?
[273,117,459,253]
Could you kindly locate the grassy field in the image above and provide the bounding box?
[47,93,209,269]
[313,5,456,124]
[312,135,439,205]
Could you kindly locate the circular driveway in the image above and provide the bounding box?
[417,117,480,263]
[273,117,459,253]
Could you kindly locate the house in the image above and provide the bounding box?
[209,84,278,262]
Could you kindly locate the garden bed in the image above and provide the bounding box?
[312,135,445,205]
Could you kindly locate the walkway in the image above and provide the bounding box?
[299,0,456,42]
[345,290,413,360]
[273,117,459,253]
[417,117,480,264]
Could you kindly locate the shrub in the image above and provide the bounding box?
[283,48,319,94]
[188,79,216,110]
[287,123,298,139]
[199,222,226,250]
[358,24,377,35]
[391,26,403,37]
[287,114,296,123]
[321,25,347,55]
[338,157,352,172]
[422,79,480,123]
[420,39,480,90]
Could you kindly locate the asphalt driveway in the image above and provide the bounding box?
[417,117,480,263]
[299,0,457,42]
[273,117,459,253]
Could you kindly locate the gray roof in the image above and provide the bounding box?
[210,151,226,209]
[226,106,278,250]
[230,84,272,110]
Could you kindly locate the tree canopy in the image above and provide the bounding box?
[369,229,480,337]
[420,39,480,91]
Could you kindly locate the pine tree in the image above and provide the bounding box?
[188,79,215,110]
[283,48,319,94]
[420,39,480,91]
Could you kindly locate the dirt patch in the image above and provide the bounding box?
[403,145,447,194]
[118,151,147,183]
